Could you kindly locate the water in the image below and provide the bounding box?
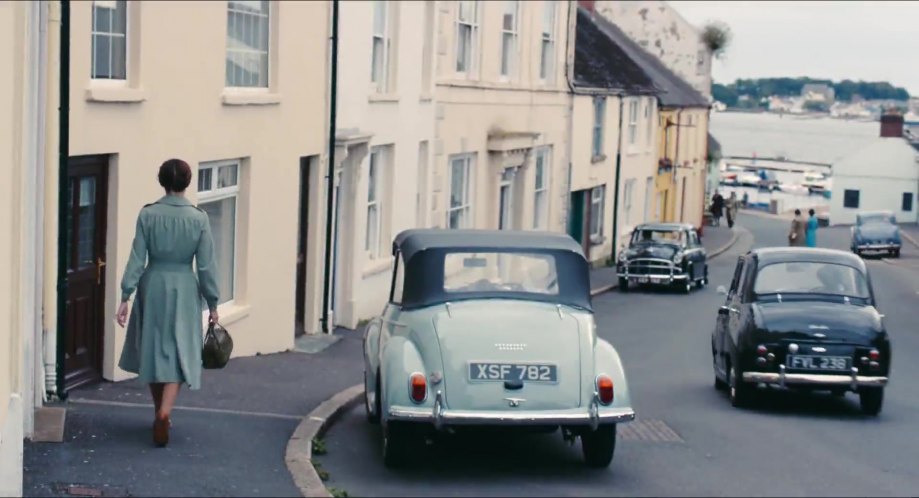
[710,112,882,214]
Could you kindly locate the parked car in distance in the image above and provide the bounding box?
[712,248,890,415]
[363,229,635,468]
[801,170,829,194]
[851,211,901,258]
[617,223,708,293]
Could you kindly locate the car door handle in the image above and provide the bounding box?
[718,305,739,316]
[96,257,106,285]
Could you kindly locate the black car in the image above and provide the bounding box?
[712,248,890,415]
[616,223,708,293]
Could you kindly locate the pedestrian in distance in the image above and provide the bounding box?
[711,191,724,226]
[789,208,806,246]
[116,158,221,448]
[725,191,738,229]
[806,208,819,247]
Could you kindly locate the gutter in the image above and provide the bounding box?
[610,97,625,264]
[320,0,339,334]
[55,0,70,400]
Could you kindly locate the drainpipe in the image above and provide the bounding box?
[672,108,683,222]
[320,0,339,334]
[43,0,60,399]
[609,96,625,264]
[55,0,70,400]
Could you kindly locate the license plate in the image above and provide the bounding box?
[786,355,850,371]
[469,363,558,382]
[635,277,649,284]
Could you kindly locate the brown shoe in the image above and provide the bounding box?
[153,416,170,447]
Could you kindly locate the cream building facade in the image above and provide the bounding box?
[326,0,436,330]
[47,0,330,391]
[430,1,574,241]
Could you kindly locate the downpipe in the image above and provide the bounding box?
[609,97,625,264]
[55,0,71,400]
[320,0,339,334]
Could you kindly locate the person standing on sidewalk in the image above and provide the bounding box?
[725,192,738,228]
[115,158,221,448]
[711,191,724,226]
[789,209,806,246]
[806,208,819,247]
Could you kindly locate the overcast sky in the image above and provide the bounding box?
[669,1,919,95]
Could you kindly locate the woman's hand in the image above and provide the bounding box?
[209,308,219,325]
[116,302,129,328]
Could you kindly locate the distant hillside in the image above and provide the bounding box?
[713,77,910,107]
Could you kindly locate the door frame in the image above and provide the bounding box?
[295,156,312,336]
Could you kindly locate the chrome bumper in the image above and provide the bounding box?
[617,257,687,282]
[743,366,888,391]
[854,243,899,251]
[388,390,635,430]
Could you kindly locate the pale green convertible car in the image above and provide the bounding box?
[363,229,635,468]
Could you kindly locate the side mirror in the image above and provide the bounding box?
[718,306,730,316]
[716,285,728,296]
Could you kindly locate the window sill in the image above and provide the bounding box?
[591,154,607,164]
[362,258,392,279]
[85,86,146,103]
[419,94,433,102]
[221,90,281,106]
[368,93,400,103]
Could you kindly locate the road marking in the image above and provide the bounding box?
[619,418,684,443]
[68,398,304,421]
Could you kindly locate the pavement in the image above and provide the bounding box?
[312,213,919,497]
[23,223,740,498]
[899,223,919,249]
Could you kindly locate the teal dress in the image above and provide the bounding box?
[118,195,220,389]
[805,216,818,247]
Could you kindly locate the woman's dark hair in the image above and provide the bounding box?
[808,208,815,216]
[794,209,801,216]
[158,158,192,193]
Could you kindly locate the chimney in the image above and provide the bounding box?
[578,0,596,12]
[880,111,904,138]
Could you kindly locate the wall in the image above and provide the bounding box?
[331,0,436,329]
[830,139,919,225]
[433,1,573,242]
[594,0,711,99]
[616,96,658,246]
[62,0,329,381]
[657,106,709,225]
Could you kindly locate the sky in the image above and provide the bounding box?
[669,1,919,95]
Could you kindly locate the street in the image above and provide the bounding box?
[314,213,919,497]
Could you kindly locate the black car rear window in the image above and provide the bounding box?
[753,262,869,299]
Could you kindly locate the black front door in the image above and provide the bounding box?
[568,190,590,256]
[295,157,312,336]
[64,155,109,391]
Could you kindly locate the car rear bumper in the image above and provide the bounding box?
[743,365,888,390]
[853,243,899,251]
[388,391,635,430]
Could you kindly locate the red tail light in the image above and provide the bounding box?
[596,375,614,405]
[869,349,880,361]
[409,373,426,403]
[756,345,768,356]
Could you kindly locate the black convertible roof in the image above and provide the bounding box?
[751,247,867,272]
[394,229,585,263]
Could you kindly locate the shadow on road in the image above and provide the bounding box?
[716,386,879,421]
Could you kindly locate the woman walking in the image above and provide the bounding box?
[805,208,819,247]
[116,159,220,447]
[711,191,724,226]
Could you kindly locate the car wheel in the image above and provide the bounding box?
[713,355,727,391]
[893,249,900,258]
[729,364,753,408]
[581,424,617,468]
[860,387,884,416]
[366,372,381,424]
[618,277,629,292]
[382,421,415,467]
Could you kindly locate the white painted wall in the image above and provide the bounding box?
[332,0,436,329]
[829,139,919,225]
[594,0,712,99]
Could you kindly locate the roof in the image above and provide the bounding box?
[572,9,657,94]
[833,137,919,180]
[634,223,696,231]
[750,247,867,272]
[586,10,709,108]
[393,229,585,263]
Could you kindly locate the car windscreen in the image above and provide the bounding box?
[753,262,869,299]
[632,229,684,245]
[443,252,559,296]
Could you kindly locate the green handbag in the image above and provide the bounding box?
[202,322,233,369]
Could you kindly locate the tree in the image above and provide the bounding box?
[701,21,732,59]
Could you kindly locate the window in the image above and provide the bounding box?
[533,147,550,229]
[903,192,914,212]
[198,161,240,305]
[623,179,635,226]
[843,189,860,209]
[696,49,706,76]
[500,1,518,77]
[628,100,639,146]
[455,1,479,74]
[421,1,435,92]
[448,155,473,229]
[371,0,394,93]
[539,1,556,82]
[589,185,605,243]
[444,252,559,296]
[365,148,384,258]
[91,0,127,80]
[592,97,606,158]
[754,262,869,299]
[644,100,653,148]
[226,0,270,88]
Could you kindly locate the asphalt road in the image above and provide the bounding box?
[315,213,919,497]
